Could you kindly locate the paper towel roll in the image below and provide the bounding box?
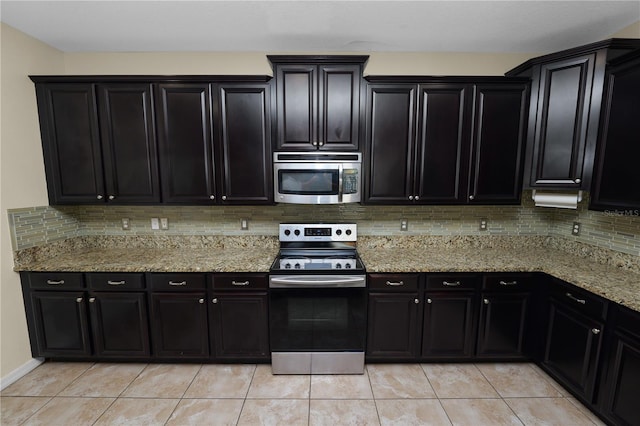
[532,190,583,209]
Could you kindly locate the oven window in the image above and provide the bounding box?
[278,170,339,195]
[270,288,366,351]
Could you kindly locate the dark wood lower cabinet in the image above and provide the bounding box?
[88,292,150,358]
[150,293,209,358]
[366,292,420,360]
[28,291,92,357]
[422,292,476,359]
[543,300,604,402]
[476,293,529,359]
[210,292,269,360]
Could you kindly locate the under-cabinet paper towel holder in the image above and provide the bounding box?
[532,190,583,209]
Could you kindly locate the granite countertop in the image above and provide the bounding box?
[14,235,640,312]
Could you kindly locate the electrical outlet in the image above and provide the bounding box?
[160,218,169,230]
[572,222,581,236]
[121,218,130,230]
[151,218,159,230]
[241,218,249,230]
[479,219,488,231]
[400,219,408,231]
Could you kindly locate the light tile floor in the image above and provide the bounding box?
[1,362,607,425]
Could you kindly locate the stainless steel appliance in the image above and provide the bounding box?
[273,152,361,204]
[269,223,366,374]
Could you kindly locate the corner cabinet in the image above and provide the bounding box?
[507,39,640,190]
[33,82,160,204]
[268,55,368,151]
[364,77,528,205]
[590,49,640,211]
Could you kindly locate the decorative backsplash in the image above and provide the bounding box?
[7,191,640,257]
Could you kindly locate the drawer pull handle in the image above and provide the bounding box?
[484,298,490,304]
[592,328,601,335]
[89,297,96,303]
[566,292,586,304]
[107,280,126,286]
[169,281,187,286]
[443,281,461,287]
[46,280,65,285]
[499,280,518,286]
[232,280,250,286]
[76,297,83,303]
[386,281,404,286]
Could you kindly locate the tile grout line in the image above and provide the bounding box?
[162,363,205,425]
[91,363,150,426]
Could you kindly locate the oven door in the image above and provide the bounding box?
[269,275,367,373]
[273,162,361,204]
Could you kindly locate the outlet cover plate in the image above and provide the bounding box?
[572,222,581,236]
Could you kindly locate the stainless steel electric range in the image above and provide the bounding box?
[269,223,367,374]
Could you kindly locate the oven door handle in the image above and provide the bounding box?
[269,275,366,288]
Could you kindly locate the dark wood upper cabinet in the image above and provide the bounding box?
[590,50,640,211]
[97,84,160,203]
[269,56,367,151]
[216,83,272,204]
[364,78,527,205]
[155,83,216,204]
[469,83,528,204]
[35,83,104,204]
[507,39,640,191]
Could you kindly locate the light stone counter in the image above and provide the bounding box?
[13,234,640,312]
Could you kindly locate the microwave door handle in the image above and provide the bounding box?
[338,164,343,202]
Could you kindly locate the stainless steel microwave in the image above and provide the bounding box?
[273,152,362,204]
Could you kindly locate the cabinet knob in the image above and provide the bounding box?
[108,195,115,200]
[414,195,419,201]
[575,178,581,184]
[199,298,204,304]
[592,328,601,335]
[414,298,419,304]
[484,298,490,305]
[222,195,227,201]
[89,297,96,303]
[427,298,432,304]
[212,298,218,304]
[312,141,318,146]
[76,297,83,303]
[209,195,215,200]
[469,195,475,200]
[97,195,103,200]
[409,195,414,201]
[318,141,324,146]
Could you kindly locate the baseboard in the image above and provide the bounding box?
[0,358,43,391]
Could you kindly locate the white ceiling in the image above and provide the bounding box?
[1,1,639,54]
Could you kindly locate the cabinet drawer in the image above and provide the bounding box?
[425,274,480,291]
[149,273,206,291]
[550,280,607,320]
[87,273,145,290]
[212,274,268,290]
[27,272,84,289]
[483,274,534,291]
[368,274,419,291]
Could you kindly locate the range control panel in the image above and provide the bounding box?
[279,223,357,242]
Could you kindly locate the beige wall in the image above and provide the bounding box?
[610,20,640,38]
[64,51,537,76]
[0,23,64,378]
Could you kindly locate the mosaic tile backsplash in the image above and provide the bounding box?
[7,191,640,257]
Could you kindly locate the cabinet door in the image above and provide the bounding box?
[35,83,104,204]
[415,84,472,204]
[88,292,150,358]
[590,53,640,211]
[601,330,640,426]
[98,84,160,203]
[275,64,317,150]
[156,83,216,203]
[477,293,529,358]
[422,293,476,359]
[30,291,91,357]
[364,84,416,203]
[217,84,272,203]
[318,65,361,150]
[366,292,420,360]
[210,292,269,360]
[469,84,528,204]
[544,301,603,401]
[529,55,597,188]
[150,293,209,358]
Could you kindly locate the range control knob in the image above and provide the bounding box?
[335,263,342,269]
[285,263,291,269]
[294,229,300,236]
[294,263,301,269]
[345,263,351,269]
[346,229,352,236]
[336,229,342,236]
[284,229,291,236]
